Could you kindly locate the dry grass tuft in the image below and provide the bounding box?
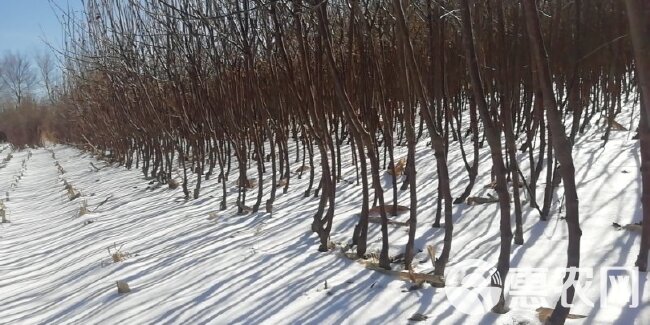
[386,158,407,178]
[107,243,130,263]
[237,203,253,215]
[207,212,219,221]
[609,119,627,131]
[54,161,65,174]
[612,221,643,232]
[236,177,257,190]
[0,200,8,223]
[64,180,81,201]
[111,251,126,263]
[368,216,409,227]
[536,307,585,322]
[168,178,180,189]
[78,200,89,217]
[368,204,410,216]
[466,195,499,205]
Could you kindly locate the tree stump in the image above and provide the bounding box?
[116,280,131,294]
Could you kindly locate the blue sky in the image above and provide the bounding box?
[0,0,84,56]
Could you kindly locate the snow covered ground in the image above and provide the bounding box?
[0,113,649,324]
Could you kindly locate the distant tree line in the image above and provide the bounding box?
[0,50,62,147]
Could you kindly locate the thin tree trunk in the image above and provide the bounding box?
[522,1,582,323]
[624,0,650,272]
[460,0,513,313]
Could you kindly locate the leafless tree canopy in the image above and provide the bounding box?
[0,52,38,105]
[35,51,57,103]
[42,0,648,322]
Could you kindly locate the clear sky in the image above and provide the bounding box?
[0,0,84,56]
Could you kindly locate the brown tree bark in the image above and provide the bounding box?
[392,0,419,270]
[459,0,513,313]
[522,0,582,323]
[624,0,650,272]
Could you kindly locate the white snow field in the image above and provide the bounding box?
[0,114,649,324]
